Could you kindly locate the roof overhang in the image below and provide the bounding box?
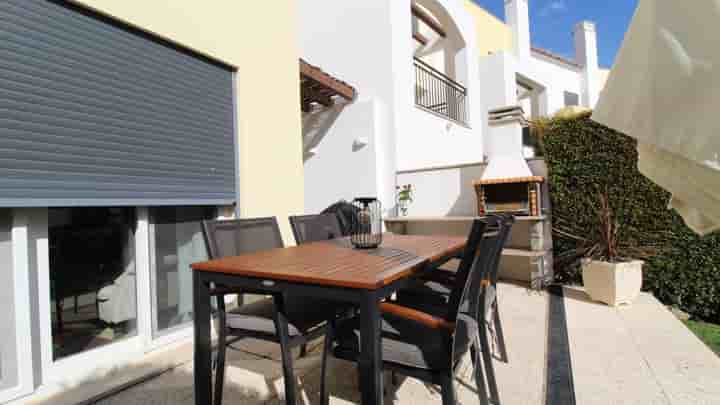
[300,59,357,112]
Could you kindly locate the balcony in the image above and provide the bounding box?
[414,57,468,125]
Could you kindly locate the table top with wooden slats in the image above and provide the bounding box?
[190,233,466,290]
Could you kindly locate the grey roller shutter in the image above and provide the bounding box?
[0,0,236,207]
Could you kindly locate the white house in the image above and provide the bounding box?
[479,0,608,122]
[299,0,483,216]
[300,0,609,218]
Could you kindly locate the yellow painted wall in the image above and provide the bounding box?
[464,1,512,56]
[73,0,304,243]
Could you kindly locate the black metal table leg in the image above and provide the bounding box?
[273,294,297,405]
[193,271,212,405]
[359,291,383,405]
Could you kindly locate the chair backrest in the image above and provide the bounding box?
[464,215,510,310]
[447,216,507,362]
[487,214,515,285]
[320,201,359,236]
[202,217,284,260]
[444,218,489,324]
[289,214,344,244]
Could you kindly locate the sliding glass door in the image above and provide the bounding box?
[47,208,138,360]
[150,207,216,337]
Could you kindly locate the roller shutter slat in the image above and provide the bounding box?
[0,0,236,207]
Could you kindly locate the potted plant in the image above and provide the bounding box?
[581,192,644,306]
[396,184,414,217]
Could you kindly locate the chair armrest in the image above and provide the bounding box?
[380,302,454,331]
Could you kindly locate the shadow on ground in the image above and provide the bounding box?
[91,340,484,405]
[34,283,541,405]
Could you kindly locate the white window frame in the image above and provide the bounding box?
[0,210,36,403]
[35,208,149,384]
[146,206,231,351]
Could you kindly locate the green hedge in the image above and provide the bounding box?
[536,111,720,322]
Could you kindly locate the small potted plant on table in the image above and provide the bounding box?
[396,184,414,217]
[581,192,645,306]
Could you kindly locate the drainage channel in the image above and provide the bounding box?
[546,284,576,405]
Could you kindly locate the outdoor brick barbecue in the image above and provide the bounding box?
[472,105,554,288]
[474,175,545,217]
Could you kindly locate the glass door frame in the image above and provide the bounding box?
[146,208,194,349]
[145,206,227,351]
[0,209,35,403]
[30,204,227,389]
[35,207,151,385]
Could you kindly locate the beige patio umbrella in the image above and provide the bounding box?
[592,0,720,235]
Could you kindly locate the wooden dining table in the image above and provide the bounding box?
[190,233,467,405]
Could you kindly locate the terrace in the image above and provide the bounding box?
[35,283,720,404]
[2,1,718,405]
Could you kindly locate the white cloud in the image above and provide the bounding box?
[539,0,567,17]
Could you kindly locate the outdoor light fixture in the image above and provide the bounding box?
[350,197,382,249]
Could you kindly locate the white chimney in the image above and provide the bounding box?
[482,106,534,180]
[574,21,600,107]
[505,0,531,60]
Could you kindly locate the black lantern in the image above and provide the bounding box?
[350,197,382,249]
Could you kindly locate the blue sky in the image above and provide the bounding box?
[471,0,638,68]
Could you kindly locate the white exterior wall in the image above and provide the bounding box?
[522,53,583,115]
[397,164,485,216]
[298,0,399,213]
[303,101,380,213]
[300,0,602,219]
[574,21,601,107]
[396,0,484,172]
[502,0,600,117]
[399,111,478,170]
[505,0,531,60]
[478,52,518,153]
[299,0,483,214]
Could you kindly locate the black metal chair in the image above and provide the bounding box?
[320,219,498,405]
[320,200,360,236]
[289,213,344,243]
[202,217,341,405]
[394,214,515,404]
[481,214,515,366]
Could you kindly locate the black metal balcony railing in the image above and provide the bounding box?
[414,57,468,125]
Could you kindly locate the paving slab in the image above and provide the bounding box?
[94,283,542,405]
[616,292,720,404]
[492,283,549,405]
[84,283,720,405]
[565,286,720,405]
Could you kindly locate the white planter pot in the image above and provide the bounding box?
[582,259,643,306]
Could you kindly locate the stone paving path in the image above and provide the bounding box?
[79,283,720,404]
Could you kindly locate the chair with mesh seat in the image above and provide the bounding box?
[202,217,340,405]
[320,218,502,405]
[396,215,513,355]
[289,213,344,243]
[394,214,514,404]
